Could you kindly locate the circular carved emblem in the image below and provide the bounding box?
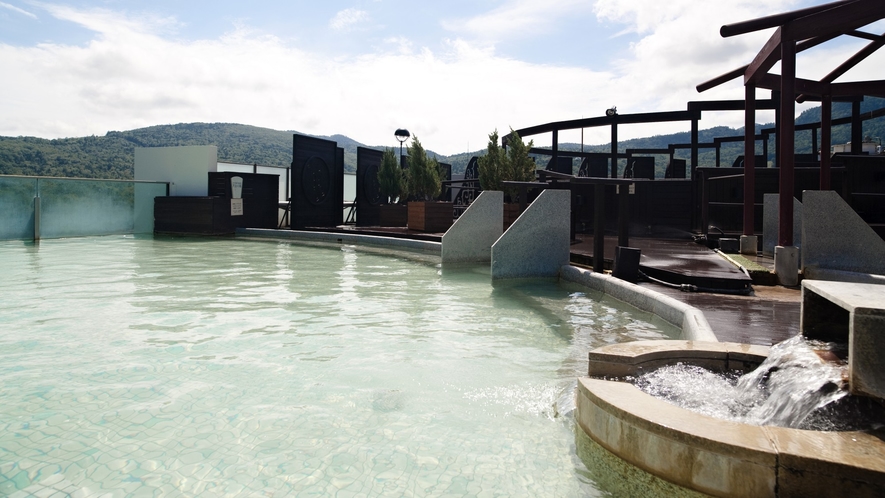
[302,156,332,206]
[363,163,381,206]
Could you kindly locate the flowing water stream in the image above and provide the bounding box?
[635,336,882,431]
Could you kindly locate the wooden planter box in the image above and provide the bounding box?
[378,203,408,227]
[408,201,454,233]
[503,202,523,230]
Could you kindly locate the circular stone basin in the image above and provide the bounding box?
[576,340,885,498]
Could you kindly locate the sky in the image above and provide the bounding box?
[1,0,883,155]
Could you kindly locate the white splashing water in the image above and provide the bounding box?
[635,336,850,429]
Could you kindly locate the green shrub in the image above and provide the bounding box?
[377,148,403,204]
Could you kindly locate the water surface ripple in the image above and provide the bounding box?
[0,236,680,496]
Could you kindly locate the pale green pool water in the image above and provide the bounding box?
[0,236,681,497]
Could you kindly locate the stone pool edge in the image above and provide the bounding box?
[576,341,885,498]
[559,265,717,342]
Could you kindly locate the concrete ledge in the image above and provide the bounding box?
[801,280,885,398]
[577,341,885,497]
[803,267,885,285]
[560,265,717,342]
[236,228,442,254]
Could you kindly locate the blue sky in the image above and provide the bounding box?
[1,0,881,155]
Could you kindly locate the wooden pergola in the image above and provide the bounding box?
[697,0,885,247]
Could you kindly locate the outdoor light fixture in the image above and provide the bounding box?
[394,128,411,161]
[606,106,618,117]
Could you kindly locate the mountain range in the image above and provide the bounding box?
[1,97,882,180]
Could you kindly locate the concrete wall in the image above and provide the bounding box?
[134,146,218,233]
[441,191,503,264]
[491,189,570,279]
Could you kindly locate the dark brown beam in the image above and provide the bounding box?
[847,30,885,42]
[782,0,884,43]
[687,99,777,111]
[697,33,839,93]
[745,27,783,85]
[512,110,700,139]
[797,32,885,100]
[720,0,854,37]
[831,80,885,98]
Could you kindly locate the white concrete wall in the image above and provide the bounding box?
[134,146,218,233]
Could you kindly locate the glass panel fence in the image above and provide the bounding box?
[0,176,168,240]
[0,177,37,240]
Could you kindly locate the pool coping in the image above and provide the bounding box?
[237,228,442,254]
[559,265,717,342]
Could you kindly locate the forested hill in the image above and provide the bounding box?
[1,96,883,179]
[0,123,377,178]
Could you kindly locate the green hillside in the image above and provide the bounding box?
[1,96,882,180]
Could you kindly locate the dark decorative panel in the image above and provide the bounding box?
[356,147,383,226]
[439,162,452,201]
[208,172,280,229]
[546,156,573,175]
[578,157,609,178]
[626,156,655,180]
[291,135,343,228]
[453,157,480,218]
[665,158,687,179]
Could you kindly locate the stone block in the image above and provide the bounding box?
[775,245,799,287]
[740,235,758,255]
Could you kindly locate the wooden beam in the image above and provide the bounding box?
[697,33,838,93]
[745,27,783,85]
[831,80,885,98]
[782,0,884,43]
[720,0,854,37]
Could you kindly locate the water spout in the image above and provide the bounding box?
[634,336,859,430]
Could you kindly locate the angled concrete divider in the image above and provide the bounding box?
[491,189,570,279]
[763,194,802,257]
[802,190,885,276]
[441,191,503,264]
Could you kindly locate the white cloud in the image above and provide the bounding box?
[442,0,591,42]
[329,8,369,31]
[0,1,36,19]
[1,1,882,155]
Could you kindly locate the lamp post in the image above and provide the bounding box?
[394,128,410,165]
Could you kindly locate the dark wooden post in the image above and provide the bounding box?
[820,93,832,190]
[778,41,796,247]
[744,84,756,237]
[594,182,605,273]
[610,121,618,178]
[552,129,559,170]
[618,184,630,248]
[851,100,863,154]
